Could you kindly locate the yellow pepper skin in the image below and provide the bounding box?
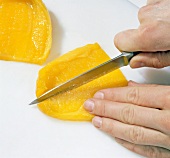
[0,0,52,65]
[36,43,128,121]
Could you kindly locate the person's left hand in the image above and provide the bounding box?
[84,81,170,158]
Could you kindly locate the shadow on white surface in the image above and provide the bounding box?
[45,11,63,64]
[139,67,170,85]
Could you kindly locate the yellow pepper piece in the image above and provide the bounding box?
[36,43,128,121]
[0,0,52,65]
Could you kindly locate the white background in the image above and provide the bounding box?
[128,0,147,8]
[0,0,170,158]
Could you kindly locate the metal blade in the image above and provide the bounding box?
[29,52,134,105]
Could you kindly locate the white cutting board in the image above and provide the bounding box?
[128,0,147,8]
[0,1,169,158]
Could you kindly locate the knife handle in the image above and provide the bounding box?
[122,51,140,63]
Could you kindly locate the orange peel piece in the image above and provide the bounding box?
[36,43,128,121]
[0,0,52,65]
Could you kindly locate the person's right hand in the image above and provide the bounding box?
[114,0,170,69]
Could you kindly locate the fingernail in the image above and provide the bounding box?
[94,92,104,99]
[92,116,102,128]
[84,100,94,112]
[132,62,145,68]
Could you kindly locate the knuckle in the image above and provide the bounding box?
[138,5,150,18]
[158,52,170,68]
[102,119,115,136]
[139,21,164,51]
[139,25,154,39]
[159,113,170,134]
[128,143,137,152]
[138,6,147,20]
[129,126,144,144]
[164,91,170,109]
[108,125,115,136]
[138,24,157,50]
[151,53,164,68]
[146,146,162,158]
[146,146,156,158]
[100,102,107,116]
[126,87,139,104]
[138,5,155,23]
[121,105,135,124]
[164,136,170,148]
[93,100,107,116]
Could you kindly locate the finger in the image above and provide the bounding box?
[138,5,152,24]
[128,80,160,87]
[84,98,170,134]
[129,52,170,68]
[115,138,170,158]
[147,0,161,5]
[114,26,163,52]
[114,29,141,52]
[92,117,170,149]
[93,86,170,109]
[128,80,139,86]
[113,28,153,52]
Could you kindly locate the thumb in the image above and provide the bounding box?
[114,27,162,52]
[130,51,170,68]
[114,29,141,52]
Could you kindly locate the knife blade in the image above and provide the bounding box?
[29,52,136,105]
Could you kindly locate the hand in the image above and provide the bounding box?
[114,0,170,68]
[84,81,170,158]
[84,1,170,157]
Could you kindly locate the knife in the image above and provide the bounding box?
[29,52,137,105]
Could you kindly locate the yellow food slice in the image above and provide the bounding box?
[36,43,128,121]
[0,0,52,65]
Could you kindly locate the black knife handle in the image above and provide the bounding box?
[122,52,140,62]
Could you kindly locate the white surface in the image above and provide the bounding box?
[1,0,170,158]
[128,0,147,8]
